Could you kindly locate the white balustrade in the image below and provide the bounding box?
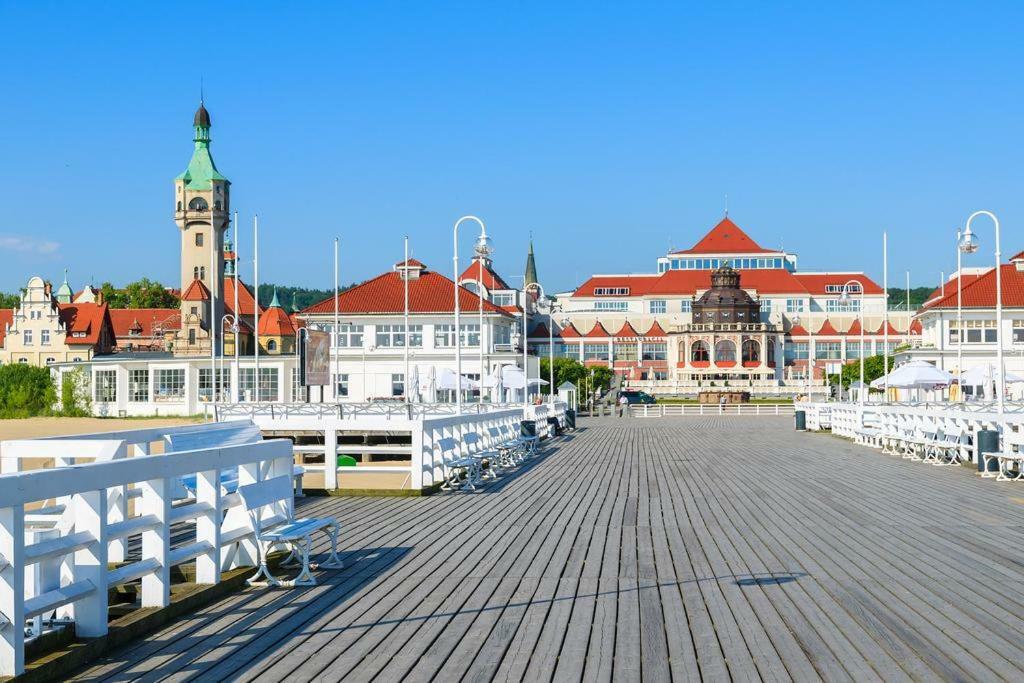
[0,429,292,677]
[630,403,796,417]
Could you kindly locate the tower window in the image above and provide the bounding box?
[195,233,204,247]
[188,197,209,211]
[177,201,182,211]
[267,340,277,352]
[200,266,205,280]
[194,266,200,280]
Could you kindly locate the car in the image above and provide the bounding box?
[619,390,656,405]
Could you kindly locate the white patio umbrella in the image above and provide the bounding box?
[408,365,420,403]
[870,360,952,393]
[500,365,527,389]
[488,363,504,401]
[437,368,480,391]
[959,364,1024,386]
[422,366,437,403]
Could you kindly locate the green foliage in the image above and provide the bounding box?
[888,286,937,311]
[538,357,613,394]
[258,283,356,312]
[0,364,57,418]
[0,292,20,308]
[100,278,180,309]
[59,368,92,417]
[827,354,894,389]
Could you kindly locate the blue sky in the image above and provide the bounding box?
[1,2,1022,295]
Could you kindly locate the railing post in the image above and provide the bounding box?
[235,463,259,567]
[140,476,171,607]
[0,504,25,677]
[324,428,338,491]
[195,468,222,584]
[72,489,108,636]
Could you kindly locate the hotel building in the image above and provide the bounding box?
[531,216,920,396]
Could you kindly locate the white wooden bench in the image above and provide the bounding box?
[923,427,968,466]
[992,429,1024,481]
[438,437,485,491]
[168,421,305,496]
[236,476,342,587]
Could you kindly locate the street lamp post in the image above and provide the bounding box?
[219,314,237,403]
[474,228,494,402]
[960,211,1004,414]
[956,228,964,401]
[524,281,546,408]
[452,215,491,415]
[840,280,865,404]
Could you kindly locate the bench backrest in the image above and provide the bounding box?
[436,437,461,459]
[166,422,262,453]
[939,427,964,443]
[1003,428,1024,453]
[236,475,294,534]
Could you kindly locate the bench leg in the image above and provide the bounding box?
[320,524,344,569]
[285,537,317,587]
[246,540,282,588]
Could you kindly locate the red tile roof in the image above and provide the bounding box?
[181,279,210,302]
[258,304,296,336]
[921,263,1024,309]
[0,309,12,346]
[644,321,667,337]
[58,302,113,347]
[223,278,262,316]
[910,319,922,333]
[874,321,902,336]
[816,319,840,336]
[613,322,640,338]
[787,324,809,336]
[459,259,511,290]
[573,267,826,297]
[846,319,863,335]
[396,258,426,268]
[109,309,180,338]
[558,323,581,338]
[1012,250,1024,262]
[530,322,550,338]
[791,273,884,295]
[672,217,776,255]
[301,265,513,317]
[923,273,987,306]
[584,322,611,338]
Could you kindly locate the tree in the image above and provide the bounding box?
[0,292,20,308]
[0,364,57,418]
[539,357,613,395]
[258,283,356,311]
[827,354,892,389]
[101,278,179,309]
[888,286,937,311]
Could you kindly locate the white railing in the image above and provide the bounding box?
[0,427,293,677]
[213,401,525,421]
[418,409,527,488]
[803,403,832,430]
[630,403,796,417]
[804,401,1023,464]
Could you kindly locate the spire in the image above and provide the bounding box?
[291,291,299,313]
[176,100,227,190]
[269,287,281,309]
[55,268,73,304]
[524,238,538,287]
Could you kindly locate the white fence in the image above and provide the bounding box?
[630,403,796,417]
[0,425,293,677]
[213,401,529,421]
[229,401,568,491]
[804,401,1024,463]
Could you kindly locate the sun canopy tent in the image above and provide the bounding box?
[870,361,953,390]
[436,368,480,391]
[959,365,1024,385]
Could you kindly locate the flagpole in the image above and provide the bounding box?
[334,237,339,401]
[883,231,889,398]
[210,210,217,410]
[404,236,410,404]
[253,215,260,402]
[233,210,239,403]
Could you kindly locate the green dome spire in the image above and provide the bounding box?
[175,101,227,190]
[269,287,281,309]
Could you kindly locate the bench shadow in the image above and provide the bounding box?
[65,544,413,682]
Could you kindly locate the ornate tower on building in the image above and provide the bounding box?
[173,101,230,356]
[524,238,538,286]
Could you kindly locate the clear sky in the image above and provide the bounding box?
[1,2,1022,295]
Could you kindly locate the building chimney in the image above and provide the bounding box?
[95,289,104,305]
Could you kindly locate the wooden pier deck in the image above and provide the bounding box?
[70,417,1024,681]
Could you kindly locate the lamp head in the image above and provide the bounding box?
[839,287,850,303]
[959,226,979,254]
[474,232,495,258]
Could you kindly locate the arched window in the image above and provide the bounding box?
[691,340,709,362]
[200,266,206,280]
[267,340,277,351]
[177,201,182,211]
[715,340,737,363]
[188,197,209,211]
[193,266,200,280]
[742,339,760,364]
